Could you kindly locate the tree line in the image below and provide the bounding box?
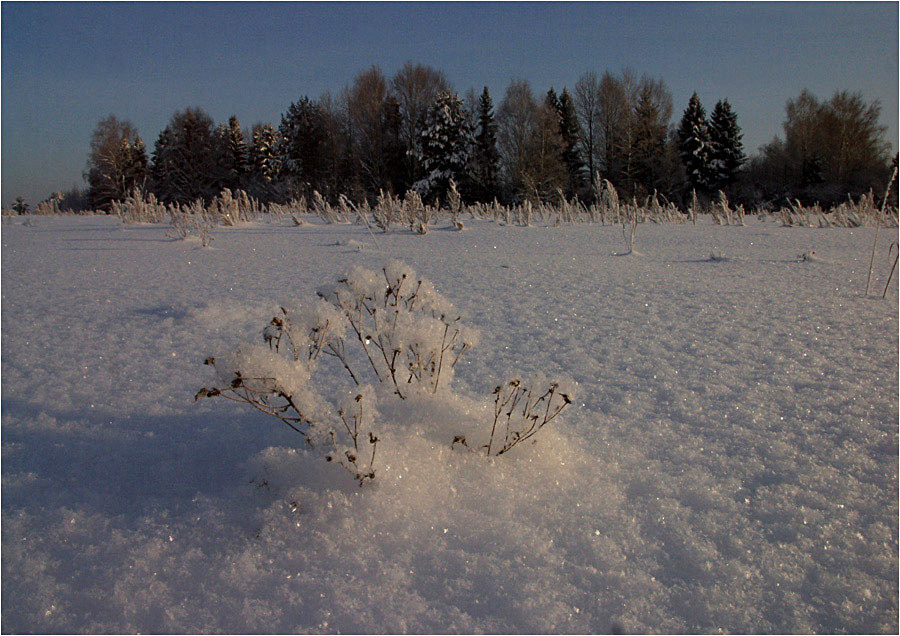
[77,63,894,213]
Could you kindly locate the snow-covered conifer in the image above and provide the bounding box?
[677,93,713,192]
[149,108,220,204]
[412,92,474,203]
[708,99,746,191]
[556,88,584,197]
[249,123,281,186]
[215,115,248,191]
[472,87,500,203]
[278,97,332,196]
[631,85,667,194]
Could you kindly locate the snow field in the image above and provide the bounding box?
[2,214,897,632]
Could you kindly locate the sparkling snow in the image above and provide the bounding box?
[2,214,897,633]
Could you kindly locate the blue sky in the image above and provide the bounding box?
[2,1,897,206]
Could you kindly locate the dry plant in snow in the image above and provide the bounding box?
[196,262,574,485]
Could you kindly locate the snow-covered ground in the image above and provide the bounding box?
[2,214,897,633]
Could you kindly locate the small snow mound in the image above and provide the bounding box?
[799,250,819,262]
[335,239,367,251]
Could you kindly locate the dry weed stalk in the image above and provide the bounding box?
[865,167,898,296]
[484,379,572,456]
[882,242,898,299]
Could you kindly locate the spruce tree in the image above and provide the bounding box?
[631,85,667,194]
[472,86,500,202]
[708,99,745,191]
[249,124,280,184]
[676,92,713,192]
[149,108,220,204]
[380,95,407,194]
[412,91,474,203]
[123,137,149,193]
[278,97,331,197]
[556,88,584,197]
[214,115,248,192]
[149,127,176,202]
[545,87,559,113]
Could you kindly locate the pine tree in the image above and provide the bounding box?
[556,88,584,197]
[412,91,474,203]
[472,87,500,202]
[676,93,713,192]
[708,100,745,191]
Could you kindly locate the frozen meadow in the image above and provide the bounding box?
[1,213,897,633]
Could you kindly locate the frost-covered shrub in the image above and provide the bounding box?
[373,190,400,232]
[110,187,168,224]
[212,188,261,225]
[310,190,349,224]
[268,196,307,217]
[168,201,216,246]
[197,262,573,486]
[315,262,479,397]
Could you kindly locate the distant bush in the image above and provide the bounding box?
[197,262,574,485]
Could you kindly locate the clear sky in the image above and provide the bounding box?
[2,1,898,206]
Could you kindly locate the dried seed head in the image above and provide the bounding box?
[204,356,216,366]
[194,388,208,401]
[561,393,572,405]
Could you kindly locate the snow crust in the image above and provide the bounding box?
[2,214,897,633]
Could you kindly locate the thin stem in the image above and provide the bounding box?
[882,246,898,299]
[433,323,449,394]
[866,167,897,295]
[325,341,360,386]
